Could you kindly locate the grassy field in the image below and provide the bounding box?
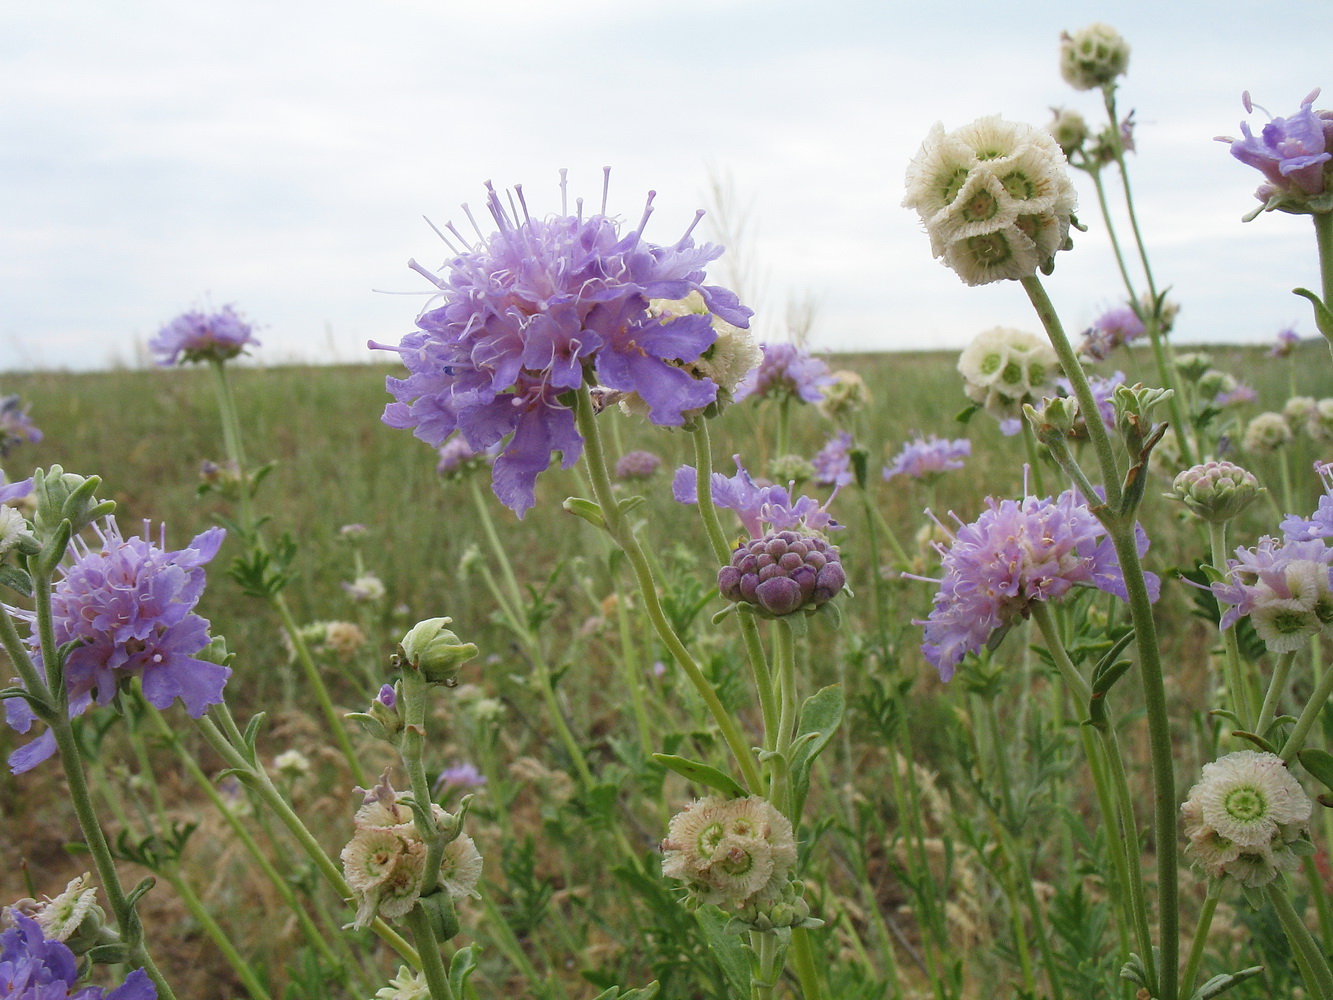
[1,342,1330,999]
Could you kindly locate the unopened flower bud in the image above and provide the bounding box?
[1170,461,1263,523]
[400,618,478,685]
[1197,369,1236,399]
[768,454,816,486]
[34,466,115,537]
[273,749,312,780]
[1173,352,1212,382]
[718,531,845,618]
[1024,396,1079,443]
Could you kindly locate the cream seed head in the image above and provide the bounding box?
[957,327,1061,420]
[1059,23,1131,91]
[1243,412,1293,454]
[904,116,1076,286]
[1182,750,1312,887]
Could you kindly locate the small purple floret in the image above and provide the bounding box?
[733,342,833,405]
[614,450,662,481]
[0,395,42,457]
[674,456,841,538]
[1078,307,1144,361]
[150,305,259,366]
[1223,89,1333,200]
[883,435,970,482]
[813,431,854,487]
[4,520,228,774]
[0,912,156,999]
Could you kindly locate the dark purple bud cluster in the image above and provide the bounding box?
[718,530,845,618]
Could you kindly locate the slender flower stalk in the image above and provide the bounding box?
[573,384,764,793]
[1268,883,1333,1000]
[1256,649,1297,737]
[207,358,366,785]
[1021,274,1177,999]
[193,705,421,968]
[1208,521,1256,728]
[1180,880,1221,997]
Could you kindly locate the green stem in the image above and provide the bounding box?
[1256,650,1297,740]
[194,709,421,968]
[143,706,352,983]
[1267,882,1333,1000]
[271,595,367,786]
[1209,522,1255,728]
[1105,519,1178,1000]
[405,905,457,1000]
[1031,603,1156,993]
[572,386,763,793]
[1180,880,1220,998]
[1088,166,1138,304]
[1021,418,1046,498]
[1314,213,1333,360]
[1020,276,1122,510]
[789,926,828,1000]
[161,867,273,1000]
[1280,647,1333,762]
[776,395,792,458]
[467,475,526,614]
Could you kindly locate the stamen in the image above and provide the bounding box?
[514,184,531,224]
[406,259,448,289]
[422,216,462,255]
[633,191,656,238]
[559,168,568,216]
[600,166,611,215]
[676,209,705,248]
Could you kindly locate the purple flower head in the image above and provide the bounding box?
[732,343,833,405]
[434,761,487,794]
[1220,89,1333,208]
[914,489,1160,681]
[614,450,662,481]
[1215,382,1258,408]
[1281,462,1333,542]
[1269,327,1302,358]
[673,456,841,539]
[370,171,752,518]
[883,435,971,482]
[1210,535,1333,651]
[0,911,155,999]
[0,396,41,457]
[813,431,855,487]
[150,306,259,366]
[1077,306,1144,361]
[4,520,228,774]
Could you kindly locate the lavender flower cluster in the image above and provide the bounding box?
[917,489,1158,680]
[372,174,751,516]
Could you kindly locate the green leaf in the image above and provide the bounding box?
[0,563,32,597]
[695,905,751,998]
[1231,730,1278,754]
[563,496,605,529]
[1298,748,1333,794]
[1294,286,1333,339]
[955,403,980,425]
[1189,966,1264,1000]
[243,711,267,760]
[789,685,844,823]
[1088,659,1132,729]
[617,495,647,517]
[651,753,748,798]
[449,944,481,996]
[592,985,660,1000]
[344,711,389,742]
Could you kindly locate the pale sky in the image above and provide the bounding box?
[3,0,1332,371]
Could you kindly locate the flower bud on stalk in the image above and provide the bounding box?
[1169,461,1263,523]
[397,618,477,686]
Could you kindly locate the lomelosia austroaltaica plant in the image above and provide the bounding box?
[370,170,753,517]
